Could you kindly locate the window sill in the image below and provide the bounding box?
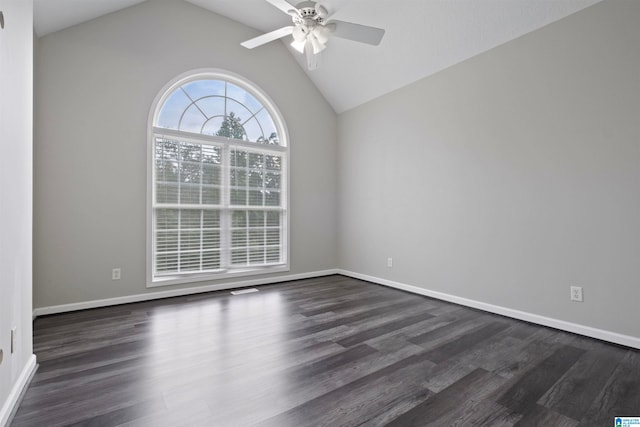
[147,264,290,288]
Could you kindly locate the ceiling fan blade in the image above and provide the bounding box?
[265,0,297,15]
[241,26,294,49]
[327,20,385,46]
[315,3,328,19]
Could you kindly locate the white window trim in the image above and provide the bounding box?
[146,69,290,288]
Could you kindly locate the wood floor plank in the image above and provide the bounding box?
[287,297,428,339]
[336,310,435,347]
[537,343,626,420]
[299,293,409,317]
[418,327,522,394]
[407,309,489,349]
[384,368,495,426]
[422,372,507,427]
[283,343,379,380]
[257,353,437,427]
[64,397,168,427]
[513,404,578,427]
[203,343,428,425]
[456,401,524,426]
[356,386,433,427]
[423,320,511,363]
[489,329,560,379]
[496,345,586,415]
[579,349,640,425]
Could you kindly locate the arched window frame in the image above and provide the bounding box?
[146,69,290,287]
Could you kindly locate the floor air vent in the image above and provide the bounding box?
[230,288,259,295]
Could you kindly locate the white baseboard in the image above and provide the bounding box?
[337,269,640,350]
[0,354,37,427]
[33,269,339,317]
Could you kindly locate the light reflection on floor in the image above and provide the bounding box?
[146,289,297,424]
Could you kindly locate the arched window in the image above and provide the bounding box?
[147,70,289,286]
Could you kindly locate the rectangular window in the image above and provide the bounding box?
[151,137,287,284]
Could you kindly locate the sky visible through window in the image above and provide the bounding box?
[156,79,279,144]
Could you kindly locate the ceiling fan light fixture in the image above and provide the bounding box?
[314,26,331,44]
[310,35,326,54]
[292,25,306,42]
[291,39,306,53]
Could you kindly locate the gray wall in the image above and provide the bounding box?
[338,0,640,338]
[0,0,34,420]
[34,0,338,308]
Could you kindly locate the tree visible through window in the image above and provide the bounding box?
[148,73,288,285]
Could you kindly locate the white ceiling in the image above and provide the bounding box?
[33,0,146,37]
[34,0,602,113]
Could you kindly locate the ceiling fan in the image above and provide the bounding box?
[241,0,385,70]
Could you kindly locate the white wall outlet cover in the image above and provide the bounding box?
[570,286,583,302]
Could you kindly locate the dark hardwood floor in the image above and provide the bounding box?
[11,275,640,426]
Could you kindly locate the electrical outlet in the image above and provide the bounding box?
[11,328,16,353]
[387,257,393,268]
[570,286,583,302]
[112,268,121,280]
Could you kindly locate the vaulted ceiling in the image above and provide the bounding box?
[34,0,602,113]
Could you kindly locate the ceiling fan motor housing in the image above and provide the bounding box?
[292,1,327,23]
